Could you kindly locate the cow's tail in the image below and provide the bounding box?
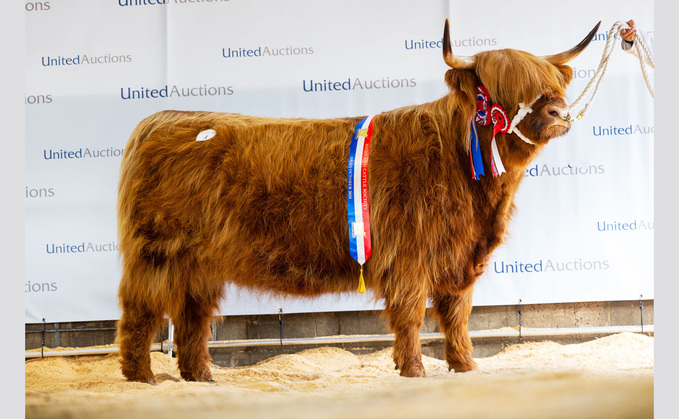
[118,112,168,255]
[116,111,183,306]
[117,111,189,242]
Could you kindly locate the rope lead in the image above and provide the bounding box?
[568,21,653,122]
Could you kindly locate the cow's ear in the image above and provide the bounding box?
[445,69,478,105]
[555,64,574,86]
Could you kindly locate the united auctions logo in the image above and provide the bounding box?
[43,147,124,160]
[571,67,596,79]
[41,54,132,66]
[302,76,416,92]
[592,30,653,42]
[25,1,50,12]
[404,36,496,50]
[597,219,654,231]
[592,124,654,136]
[26,280,58,293]
[524,163,605,177]
[46,241,119,254]
[120,84,234,100]
[222,45,314,59]
[493,258,610,274]
[26,186,55,198]
[26,93,52,105]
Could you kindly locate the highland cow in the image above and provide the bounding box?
[116,20,600,383]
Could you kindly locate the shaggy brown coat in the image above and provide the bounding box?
[116,20,600,382]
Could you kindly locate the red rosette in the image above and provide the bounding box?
[490,104,510,134]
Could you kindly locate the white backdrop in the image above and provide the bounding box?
[24,0,654,324]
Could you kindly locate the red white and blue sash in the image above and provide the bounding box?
[347,115,375,292]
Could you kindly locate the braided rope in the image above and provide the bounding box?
[568,21,654,122]
[633,30,654,97]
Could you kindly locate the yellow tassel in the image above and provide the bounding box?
[357,266,366,293]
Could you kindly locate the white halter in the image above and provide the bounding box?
[507,94,541,146]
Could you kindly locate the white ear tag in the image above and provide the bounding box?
[196,129,216,141]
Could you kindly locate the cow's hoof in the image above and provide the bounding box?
[125,373,156,385]
[180,369,214,383]
[448,359,478,373]
[399,359,426,377]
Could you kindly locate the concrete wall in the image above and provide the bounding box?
[25,300,653,367]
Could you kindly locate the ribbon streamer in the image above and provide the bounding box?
[489,104,509,176]
[468,117,485,180]
[347,116,375,292]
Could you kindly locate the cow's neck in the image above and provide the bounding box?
[416,94,545,182]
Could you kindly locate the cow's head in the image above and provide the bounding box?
[442,19,600,145]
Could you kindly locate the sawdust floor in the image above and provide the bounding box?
[25,332,654,419]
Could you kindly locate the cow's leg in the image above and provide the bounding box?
[432,286,478,373]
[173,291,219,382]
[384,288,428,377]
[117,296,164,384]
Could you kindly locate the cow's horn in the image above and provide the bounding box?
[442,19,476,70]
[542,21,602,65]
